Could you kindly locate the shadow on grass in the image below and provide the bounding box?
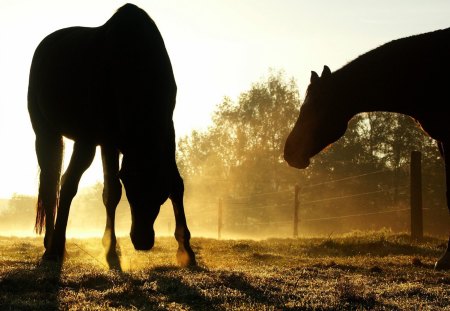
[146,265,220,309]
[0,261,62,311]
[119,265,280,310]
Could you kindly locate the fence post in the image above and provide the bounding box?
[293,185,300,238]
[410,151,423,241]
[218,198,223,240]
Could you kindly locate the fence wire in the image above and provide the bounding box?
[216,167,414,237]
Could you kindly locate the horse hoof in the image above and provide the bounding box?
[434,260,450,270]
[41,253,62,263]
[434,252,450,270]
[435,258,450,270]
[105,250,122,271]
[177,248,197,268]
[42,247,67,263]
[38,253,63,269]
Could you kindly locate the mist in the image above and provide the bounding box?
[2,71,447,241]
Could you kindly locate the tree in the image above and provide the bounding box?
[177,70,301,197]
[0,194,36,233]
[176,69,446,237]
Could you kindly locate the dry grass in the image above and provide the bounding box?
[0,232,449,310]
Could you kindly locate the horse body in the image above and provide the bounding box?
[329,28,450,141]
[284,27,450,269]
[29,27,114,143]
[28,3,195,267]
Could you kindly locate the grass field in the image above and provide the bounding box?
[0,231,449,310]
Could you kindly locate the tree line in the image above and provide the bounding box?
[176,70,447,236]
[0,70,446,237]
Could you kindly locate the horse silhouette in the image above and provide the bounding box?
[28,3,196,267]
[284,28,450,269]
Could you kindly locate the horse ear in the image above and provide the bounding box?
[310,71,319,83]
[321,65,331,77]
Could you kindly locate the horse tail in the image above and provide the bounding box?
[34,135,64,235]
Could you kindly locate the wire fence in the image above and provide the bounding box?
[118,166,413,239]
[205,164,418,239]
[84,152,443,240]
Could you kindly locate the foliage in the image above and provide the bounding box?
[176,69,447,237]
[178,70,301,197]
[0,194,36,233]
[2,70,446,239]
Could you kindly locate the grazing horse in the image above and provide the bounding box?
[284,28,450,269]
[28,3,196,267]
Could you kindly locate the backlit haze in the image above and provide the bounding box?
[1,0,449,199]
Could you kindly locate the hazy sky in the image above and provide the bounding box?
[0,0,449,198]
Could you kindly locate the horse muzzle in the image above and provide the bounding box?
[286,156,310,169]
[130,228,155,251]
[284,146,311,169]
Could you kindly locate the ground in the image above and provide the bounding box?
[0,232,449,310]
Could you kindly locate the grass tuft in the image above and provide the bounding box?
[334,277,377,309]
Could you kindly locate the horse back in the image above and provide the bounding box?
[336,27,450,142]
[397,28,450,141]
[28,5,177,147]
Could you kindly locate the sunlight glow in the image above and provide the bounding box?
[1,0,450,199]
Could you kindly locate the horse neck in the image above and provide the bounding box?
[327,61,415,119]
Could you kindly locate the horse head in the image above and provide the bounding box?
[284,65,348,169]
[120,155,170,251]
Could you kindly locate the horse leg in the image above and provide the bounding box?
[35,134,63,251]
[44,141,96,261]
[100,145,122,260]
[435,141,450,270]
[170,166,196,267]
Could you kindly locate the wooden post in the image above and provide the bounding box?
[410,151,423,241]
[293,185,300,238]
[218,198,223,240]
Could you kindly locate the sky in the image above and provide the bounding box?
[0,0,449,198]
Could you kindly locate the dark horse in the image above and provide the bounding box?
[28,3,196,267]
[284,28,450,269]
